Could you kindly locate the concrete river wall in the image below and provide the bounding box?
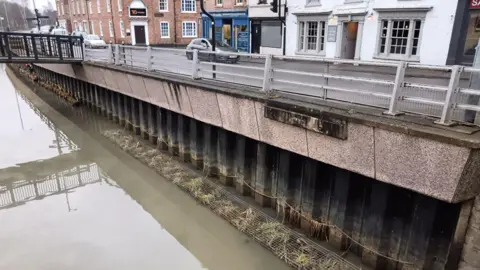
[13,61,480,270]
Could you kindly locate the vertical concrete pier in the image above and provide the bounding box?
[124,96,132,131]
[234,135,249,196]
[255,143,272,207]
[177,114,191,163]
[156,107,168,150]
[166,110,179,156]
[131,98,141,135]
[218,129,235,186]
[190,119,203,170]
[147,103,158,145]
[117,94,125,126]
[203,125,218,177]
[139,100,149,140]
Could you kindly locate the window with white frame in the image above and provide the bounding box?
[91,20,95,34]
[236,0,243,5]
[216,0,222,6]
[106,0,111,12]
[83,21,88,33]
[81,0,85,14]
[181,0,195,12]
[120,20,125,37]
[97,0,101,13]
[159,0,167,11]
[74,22,78,31]
[118,0,122,11]
[61,4,65,15]
[182,21,197,37]
[76,0,80,14]
[109,20,113,37]
[70,2,74,15]
[375,9,428,61]
[88,1,92,13]
[99,21,104,36]
[296,19,326,54]
[160,22,169,38]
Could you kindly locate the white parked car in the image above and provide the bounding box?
[84,34,107,49]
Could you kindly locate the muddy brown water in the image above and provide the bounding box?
[0,64,291,270]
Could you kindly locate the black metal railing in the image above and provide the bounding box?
[0,32,84,63]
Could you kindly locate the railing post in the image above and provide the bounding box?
[262,54,273,92]
[31,36,38,60]
[147,45,152,71]
[114,44,120,65]
[56,36,63,60]
[0,34,5,57]
[47,36,53,56]
[436,65,464,126]
[192,49,200,79]
[107,44,113,64]
[384,61,407,116]
[4,35,12,61]
[82,42,86,60]
[23,35,30,57]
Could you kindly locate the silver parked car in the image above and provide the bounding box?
[186,38,239,64]
[84,34,107,49]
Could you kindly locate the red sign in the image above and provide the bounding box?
[471,0,480,9]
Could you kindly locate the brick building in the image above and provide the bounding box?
[56,0,202,46]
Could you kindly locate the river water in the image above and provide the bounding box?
[0,64,291,270]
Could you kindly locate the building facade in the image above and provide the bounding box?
[202,0,249,52]
[248,0,285,54]
[56,0,202,46]
[285,0,459,66]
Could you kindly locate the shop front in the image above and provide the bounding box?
[449,0,480,65]
[202,10,249,52]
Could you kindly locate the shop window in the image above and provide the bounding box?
[463,11,480,58]
[97,0,101,13]
[216,0,222,6]
[160,22,170,38]
[99,21,104,36]
[374,8,430,61]
[120,20,125,37]
[296,18,326,54]
[182,21,197,37]
[181,0,195,12]
[159,0,168,11]
[261,21,282,48]
[109,20,114,37]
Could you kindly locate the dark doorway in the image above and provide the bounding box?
[251,21,261,54]
[341,22,358,59]
[134,25,146,45]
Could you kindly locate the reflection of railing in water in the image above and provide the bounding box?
[17,91,79,152]
[0,163,101,210]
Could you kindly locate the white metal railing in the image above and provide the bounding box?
[83,44,480,127]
